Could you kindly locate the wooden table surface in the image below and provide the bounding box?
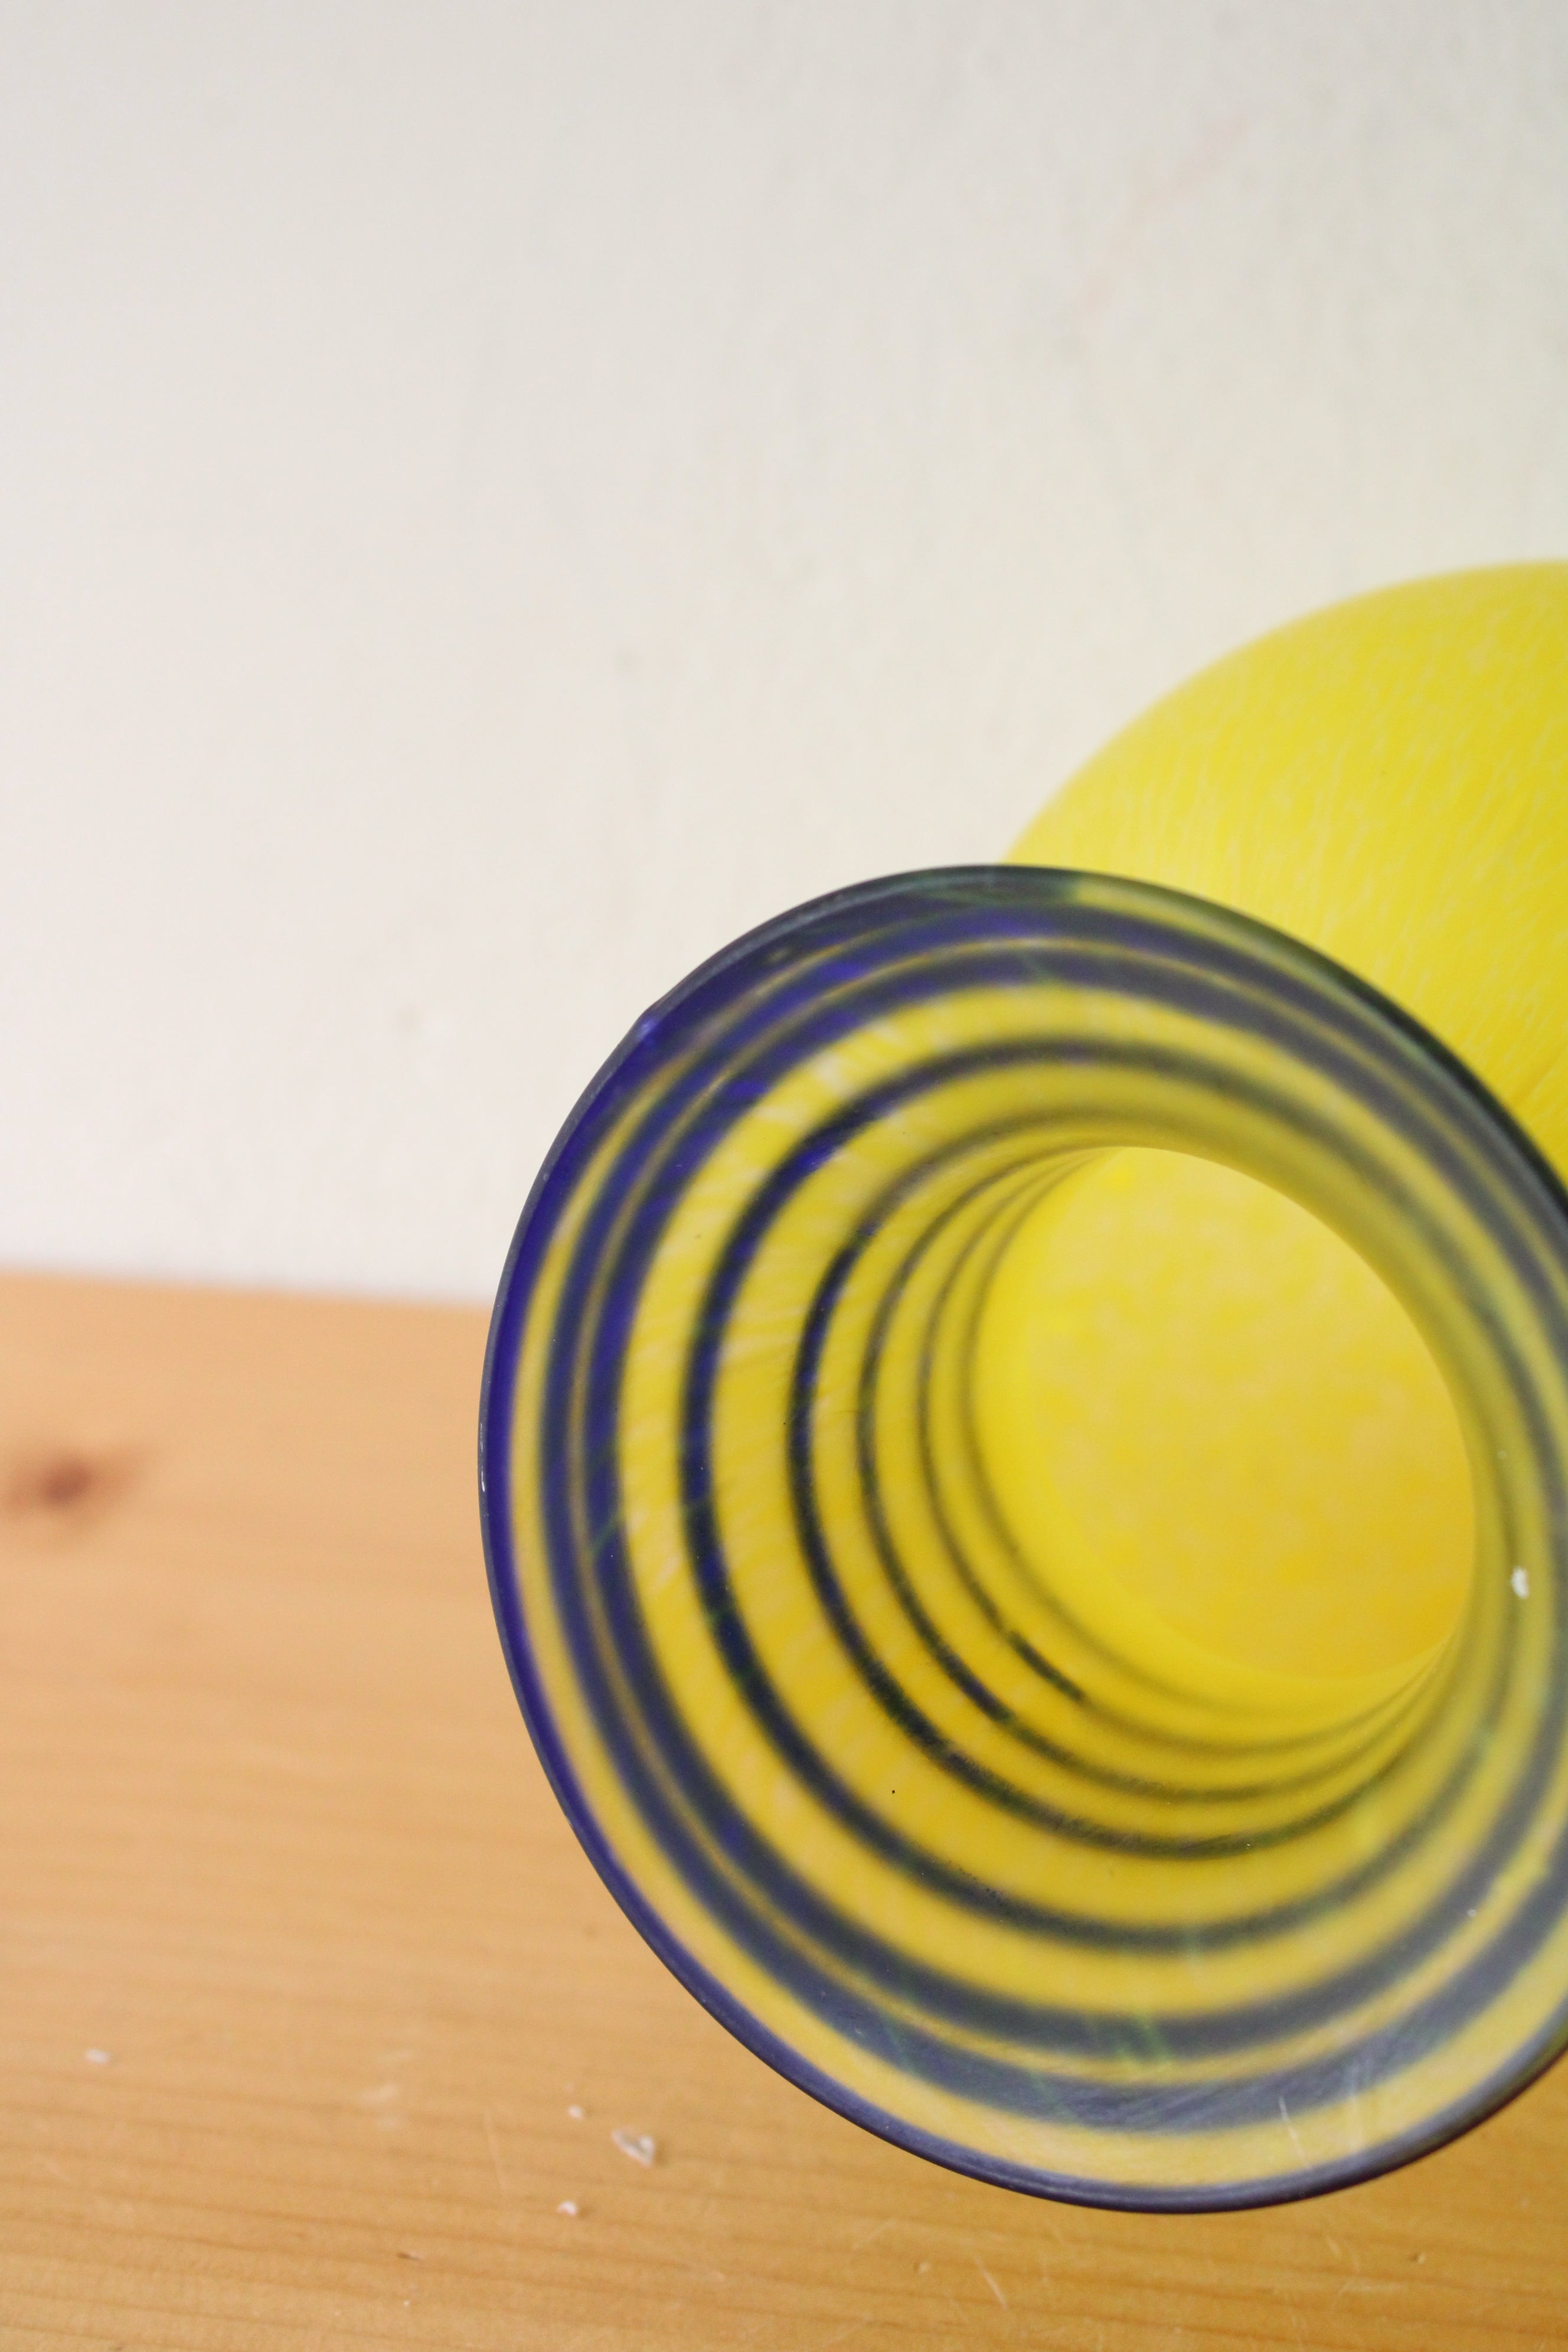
[3,1270,1566,2350]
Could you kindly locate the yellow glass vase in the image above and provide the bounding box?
[482,566,1568,2208]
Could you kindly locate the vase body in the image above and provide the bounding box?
[481,569,1568,2207]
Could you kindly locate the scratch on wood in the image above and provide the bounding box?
[816,2321,870,2349]
[975,2258,1008,2308]
[483,2106,508,2197]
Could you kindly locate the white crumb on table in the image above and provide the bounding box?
[612,2127,658,2167]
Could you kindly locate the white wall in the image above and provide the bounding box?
[2,2,1565,1301]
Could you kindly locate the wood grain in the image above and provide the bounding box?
[2,1270,1566,2350]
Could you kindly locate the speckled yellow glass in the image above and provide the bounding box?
[482,568,1568,2208]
